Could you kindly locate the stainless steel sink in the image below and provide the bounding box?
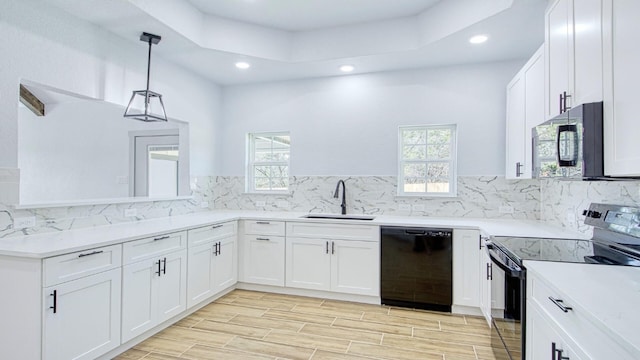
[301,214,376,221]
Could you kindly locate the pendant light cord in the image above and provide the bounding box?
[145,38,152,113]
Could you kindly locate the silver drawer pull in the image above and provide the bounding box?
[78,250,103,258]
[153,235,170,241]
[256,237,270,241]
[211,224,223,229]
[548,297,573,313]
[256,221,270,225]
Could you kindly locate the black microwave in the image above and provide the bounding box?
[532,102,604,179]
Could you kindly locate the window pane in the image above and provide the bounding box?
[403,144,426,160]
[254,166,271,178]
[403,130,426,145]
[403,163,426,178]
[427,163,449,193]
[404,177,426,193]
[427,144,450,159]
[254,177,270,190]
[427,129,451,144]
[272,177,288,190]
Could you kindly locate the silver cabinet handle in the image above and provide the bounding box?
[78,250,103,258]
[516,162,523,177]
[548,297,573,313]
[256,221,270,225]
[153,235,170,241]
[331,241,335,254]
[211,224,223,229]
[256,237,270,241]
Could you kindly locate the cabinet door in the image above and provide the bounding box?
[212,236,238,293]
[121,259,157,342]
[330,240,379,296]
[285,237,331,291]
[187,242,215,308]
[545,0,572,119]
[524,48,545,176]
[573,0,603,105]
[506,76,526,179]
[452,229,481,307]
[243,235,285,286]
[527,305,591,360]
[43,268,121,360]
[479,248,491,325]
[157,250,187,323]
[603,0,640,176]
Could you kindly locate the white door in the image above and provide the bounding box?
[156,250,187,323]
[43,268,121,360]
[285,237,331,291]
[133,135,179,197]
[187,242,215,308]
[243,235,285,286]
[545,0,572,119]
[212,236,238,293]
[121,259,157,342]
[452,229,481,307]
[523,47,545,177]
[505,76,526,179]
[479,250,491,326]
[572,0,603,106]
[330,240,379,296]
[603,0,640,176]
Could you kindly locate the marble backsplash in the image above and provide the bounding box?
[213,176,541,220]
[540,178,640,235]
[0,176,215,238]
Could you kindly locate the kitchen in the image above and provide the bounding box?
[1,0,639,359]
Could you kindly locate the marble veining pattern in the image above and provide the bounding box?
[0,176,215,238]
[497,237,594,262]
[540,179,640,235]
[214,175,540,219]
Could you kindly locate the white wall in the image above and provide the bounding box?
[18,100,181,203]
[0,0,221,177]
[220,62,521,176]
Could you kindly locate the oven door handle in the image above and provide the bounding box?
[487,248,524,278]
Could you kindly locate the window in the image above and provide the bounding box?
[398,125,457,196]
[247,132,290,193]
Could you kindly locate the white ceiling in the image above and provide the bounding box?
[185,0,442,31]
[43,0,547,85]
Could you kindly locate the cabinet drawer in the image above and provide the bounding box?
[123,231,187,265]
[43,244,122,287]
[243,220,285,236]
[286,222,378,241]
[188,221,237,247]
[528,272,635,359]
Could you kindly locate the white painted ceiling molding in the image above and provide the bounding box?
[43,0,544,85]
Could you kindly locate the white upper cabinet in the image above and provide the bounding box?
[505,45,544,179]
[545,0,603,120]
[603,0,640,176]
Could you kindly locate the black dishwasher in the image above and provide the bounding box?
[380,226,453,312]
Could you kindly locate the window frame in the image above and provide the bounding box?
[246,131,291,194]
[397,124,458,197]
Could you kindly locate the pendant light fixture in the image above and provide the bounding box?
[124,32,168,122]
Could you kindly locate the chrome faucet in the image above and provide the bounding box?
[334,179,347,215]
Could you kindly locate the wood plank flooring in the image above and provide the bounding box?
[115,290,499,360]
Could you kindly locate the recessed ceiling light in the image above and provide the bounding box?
[469,35,489,44]
[340,65,355,73]
[235,62,251,69]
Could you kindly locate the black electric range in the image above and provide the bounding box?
[487,203,640,360]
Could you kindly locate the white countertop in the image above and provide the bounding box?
[524,261,640,357]
[0,210,586,258]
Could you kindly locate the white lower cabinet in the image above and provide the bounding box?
[285,222,380,297]
[43,267,122,360]
[121,232,188,343]
[242,235,286,286]
[527,304,590,360]
[186,233,238,308]
[452,229,481,310]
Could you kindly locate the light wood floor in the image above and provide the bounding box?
[115,290,499,360]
